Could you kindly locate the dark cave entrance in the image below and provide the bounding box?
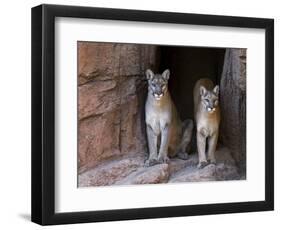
[157,46,225,121]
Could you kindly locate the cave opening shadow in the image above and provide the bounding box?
[158,46,226,121]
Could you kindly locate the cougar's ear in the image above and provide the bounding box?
[213,85,219,96]
[162,69,170,81]
[200,86,207,96]
[146,69,154,80]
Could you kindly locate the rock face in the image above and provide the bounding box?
[169,148,240,183]
[79,156,144,187]
[116,163,170,185]
[220,49,246,176]
[78,42,159,172]
[79,147,241,187]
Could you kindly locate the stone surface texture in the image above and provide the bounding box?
[79,147,241,186]
[78,42,159,172]
[220,48,246,175]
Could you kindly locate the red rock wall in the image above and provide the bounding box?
[78,42,159,172]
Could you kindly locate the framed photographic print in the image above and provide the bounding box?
[31,4,274,225]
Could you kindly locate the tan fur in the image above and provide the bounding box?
[146,90,182,153]
[194,78,220,168]
[145,69,193,166]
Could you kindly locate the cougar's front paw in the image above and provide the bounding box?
[157,155,170,164]
[207,158,216,165]
[197,161,208,169]
[144,158,158,167]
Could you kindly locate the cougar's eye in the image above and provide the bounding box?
[205,99,209,103]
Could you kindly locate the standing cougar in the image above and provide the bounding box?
[145,69,193,167]
[194,78,220,169]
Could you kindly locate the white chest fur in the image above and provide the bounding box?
[145,97,172,134]
[196,111,219,137]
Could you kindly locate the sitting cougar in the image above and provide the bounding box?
[194,78,220,169]
[145,69,193,166]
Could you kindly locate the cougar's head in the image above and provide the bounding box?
[146,69,170,100]
[200,84,219,113]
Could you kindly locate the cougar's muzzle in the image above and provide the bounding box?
[153,85,164,100]
[207,107,216,113]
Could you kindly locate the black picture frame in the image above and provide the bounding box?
[31,4,274,225]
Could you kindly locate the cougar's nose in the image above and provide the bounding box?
[207,107,216,112]
[155,86,162,94]
[154,93,163,97]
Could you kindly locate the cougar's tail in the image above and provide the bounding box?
[179,119,194,153]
